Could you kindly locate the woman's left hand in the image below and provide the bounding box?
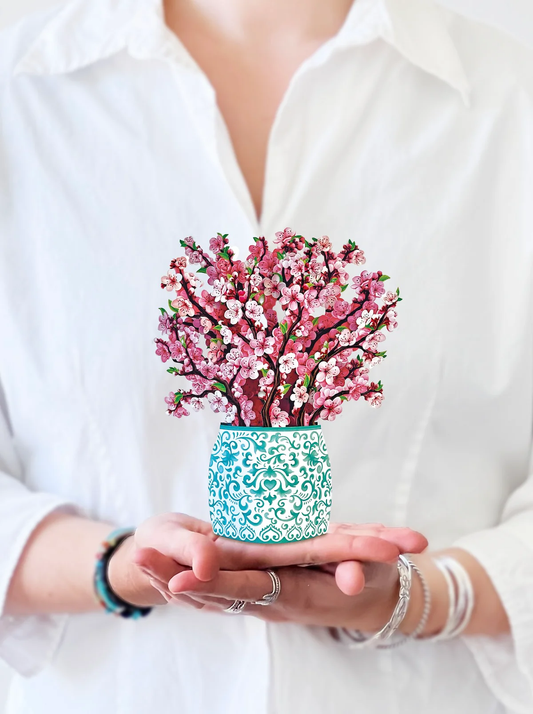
[164,559,400,630]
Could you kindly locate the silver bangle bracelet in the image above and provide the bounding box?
[371,558,432,649]
[408,560,432,639]
[336,554,413,649]
[425,556,474,641]
[334,556,432,650]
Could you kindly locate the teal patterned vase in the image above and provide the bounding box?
[208,424,332,543]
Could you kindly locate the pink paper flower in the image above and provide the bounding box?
[207,392,229,413]
[316,358,340,385]
[171,296,195,318]
[317,235,332,252]
[224,299,243,325]
[366,391,384,408]
[279,353,298,375]
[161,271,181,291]
[320,396,343,421]
[250,331,275,357]
[270,401,290,427]
[263,274,282,298]
[280,285,304,312]
[245,300,266,326]
[156,231,400,426]
[209,235,225,253]
[239,397,256,426]
[155,339,171,363]
[290,384,309,409]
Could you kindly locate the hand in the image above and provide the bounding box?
[109,513,426,609]
[152,558,402,631]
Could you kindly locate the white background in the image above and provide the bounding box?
[0,0,532,710]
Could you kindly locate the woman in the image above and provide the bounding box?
[0,0,532,711]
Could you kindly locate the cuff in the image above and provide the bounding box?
[453,526,533,714]
[0,496,80,677]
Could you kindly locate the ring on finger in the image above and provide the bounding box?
[224,599,247,614]
[251,569,281,607]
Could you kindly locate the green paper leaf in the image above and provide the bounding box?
[167,367,180,375]
[312,317,320,326]
[174,391,184,405]
[196,266,207,274]
[159,307,168,316]
[341,283,349,292]
[281,384,291,396]
[280,322,288,335]
[303,375,310,388]
[212,381,227,392]
[340,395,348,401]
[168,299,178,313]
[378,274,390,282]
[289,334,298,341]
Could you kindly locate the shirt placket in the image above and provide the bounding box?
[126,1,384,243]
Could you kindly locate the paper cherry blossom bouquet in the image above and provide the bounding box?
[155,228,400,543]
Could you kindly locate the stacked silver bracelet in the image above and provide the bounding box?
[335,555,416,649]
[425,556,474,640]
[333,554,474,649]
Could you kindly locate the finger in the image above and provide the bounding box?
[334,560,365,596]
[328,523,428,554]
[217,533,400,570]
[145,522,220,582]
[185,593,234,608]
[149,578,172,603]
[148,575,208,610]
[172,594,208,610]
[171,513,215,537]
[133,547,187,581]
[168,568,275,603]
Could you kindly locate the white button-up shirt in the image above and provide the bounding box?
[1,0,533,712]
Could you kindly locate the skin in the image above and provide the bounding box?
[5,0,510,642]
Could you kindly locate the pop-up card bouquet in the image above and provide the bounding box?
[155,228,400,543]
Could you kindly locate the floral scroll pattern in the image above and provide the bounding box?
[208,425,332,543]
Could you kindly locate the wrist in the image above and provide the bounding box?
[107,535,166,608]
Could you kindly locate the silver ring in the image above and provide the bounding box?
[224,599,246,614]
[251,569,281,607]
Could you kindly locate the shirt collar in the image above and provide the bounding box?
[14,0,470,104]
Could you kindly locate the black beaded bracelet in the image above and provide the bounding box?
[94,527,152,620]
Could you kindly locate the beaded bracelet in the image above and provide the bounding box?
[94,527,153,620]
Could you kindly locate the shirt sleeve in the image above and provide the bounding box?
[453,461,533,714]
[0,384,80,677]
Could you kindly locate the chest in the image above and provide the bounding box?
[2,56,533,535]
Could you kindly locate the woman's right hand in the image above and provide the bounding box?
[107,513,428,609]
